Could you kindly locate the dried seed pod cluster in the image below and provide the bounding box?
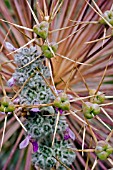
[54,93,70,111]
[41,42,58,58]
[99,10,113,26]
[33,21,49,39]
[95,141,113,160]
[89,89,105,104]
[0,96,15,113]
[82,102,100,119]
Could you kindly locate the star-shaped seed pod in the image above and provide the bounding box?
[99,10,113,26]
[82,102,100,119]
[41,42,58,59]
[95,140,113,160]
[89,89,105,104]
[54,93,70,111]
[33,21,49,39]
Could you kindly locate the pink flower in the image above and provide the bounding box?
[30,140,38,152]
[55,107,64,114]
[64,127,75,141]
[30,108,40,112]
[7,77,16,87]
[19,135,38,152]
[0,112,11,115]
[19,135,31,149]
[13,97,20,104]
[5,42,17,51]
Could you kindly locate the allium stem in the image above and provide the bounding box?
[26,0,39,24]
[82,125,86,156]
[0,115,7,152]
[0,18,33,31]
[101,107,113,123]
[52,111,60,146]
[106,129,113,142]
[7,38,36,56]
[96,115,111,131]
[91,158,98,170]
[0,27,11,53]
[14,113,27,132]
[57,25,86,45]
[85,0,112,28]
[0,76,6,96]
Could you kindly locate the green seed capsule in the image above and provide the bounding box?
[33,25,39,35]
[44,50,53,59]
[99,10,113,26]
[89,89,105,104]
[97,151,109,160]
[7,105,15,112]
[54,93,70,111]
[60,100,70,111]
[106,147,113,154]
[51,42,58,53]
[97,141,108,150]
[41,42,58,59]
[84,112,93,119]
[92,104,100,115]
[95,146,103,154]
[82,102,100,119]
[59,93,68,102]
[33,21,49,39]
[54,97,61,108]
[1,96,10,107]
[0,105,5,112]
[95,140,113,160]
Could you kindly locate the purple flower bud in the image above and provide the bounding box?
[64,132,70,140]
[55,107,64,114]
[30,141,38,152]
[64,127,75,141]
[30,108,40,112]
[7,77,16,87]
[5,42,17,51]
[59,109,63,114]
[19,135,31,149]
[57,89,63,94]
[30,102,40,112]
[0,112,11,115]
[67,94,73,100]
[13,97,20,104]
[19,135,38,152]
[68,128,75,140]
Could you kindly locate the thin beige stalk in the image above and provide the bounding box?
[7,38,36,56]
[96,115,111,131]
[13,112,27,132]
[82,125,86,156]
[0,115,7,152]
[25,0,39,25]
[91,158,98,170]
[52,111,60,147]
[0,19,33,31]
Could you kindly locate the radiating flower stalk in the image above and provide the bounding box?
[0,0,113,170]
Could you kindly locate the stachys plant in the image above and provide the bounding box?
[10,46,76,170]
